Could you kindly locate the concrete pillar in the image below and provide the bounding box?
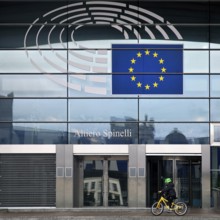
[201,145,211,209]
[103,159,109,207]
[56,145,73,208]
[128,145,146,207]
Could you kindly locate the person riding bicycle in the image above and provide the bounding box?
[161,178,176,208]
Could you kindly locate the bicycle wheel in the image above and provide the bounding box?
[151,202,164,216]
[174,202,188,216]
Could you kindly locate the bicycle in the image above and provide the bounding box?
[151,192,188,216]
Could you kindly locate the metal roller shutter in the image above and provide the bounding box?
[0,154,56,207]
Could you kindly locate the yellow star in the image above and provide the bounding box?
[153,82,158,87]
[137,82,142,87]
[161,67,167,73]
[145,84,150,90]
[159,75,164,81]
[131,58,136,64]
[153,52,158,58]
[159,58,164,64]
[137,52,142,58]
[131,75,136,81]
[145,49,150,55]
[129,67,134,73]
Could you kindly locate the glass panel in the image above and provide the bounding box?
[210,1,220,24]
[139,123,209,144]
[0,2,66,23]
[68,74,113,97]
[84,160,103,206]
[139,99,209,122]
[191,160,201,208]
[0,99,67,122]
[176,160,190,204]
[69,123,138,144]
[211,75,220,97]
[211,147,220,170]
[211,99,220,122]
[68,25,138,49]
[0,51,67,73]
[0,75,67,97]
[159,160,173,188]
[0,25,67,49]
[69,99,137,121]
[184,51,209,73]
[211,171,220,189]
[211,51,220,73]
[140,25,209,49]
[139,1,209,24]
[182,75,209,97]
[210,25,220,48]
[68,49,111,73]
[108,160,128,206]
[214,125,220,142]
[0,123,67,144]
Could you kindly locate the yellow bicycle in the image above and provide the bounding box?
[151,192,188,216]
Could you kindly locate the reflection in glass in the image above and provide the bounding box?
[139,123,209,144]
[0,75,67,97]
[184,51,209,73]
[214,125,220,142]
[211,51,220,73]
[211,99,220,121]
[108,160,127,206]
[140,99,209,122]
[68,74,111,97]
[69,99,137,121]
[211,147,220,205]
[0,99,67,122]
[84,160,103,206]
[0,123,67,144]
[69,123,138,144]
[0,51,67,73]
[211,75,220,97]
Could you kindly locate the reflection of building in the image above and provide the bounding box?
[84,177,123,206]
[109,115,154,144]
[0,93,13,144]
[164,128,188,144]
[139,116,155,144]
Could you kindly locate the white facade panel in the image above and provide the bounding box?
[146,144,202,155]
[0,145,56,153]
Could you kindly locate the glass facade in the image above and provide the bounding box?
[0,0,220,208]
[0,0,219,145]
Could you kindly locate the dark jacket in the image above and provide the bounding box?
[161,182,176,197]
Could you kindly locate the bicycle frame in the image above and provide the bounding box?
[156,196,170,209]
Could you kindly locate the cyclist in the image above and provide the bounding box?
[161,178,176,209]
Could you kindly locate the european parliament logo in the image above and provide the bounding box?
[112,44,183,94]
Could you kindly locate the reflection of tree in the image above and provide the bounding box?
[164,128,188,144]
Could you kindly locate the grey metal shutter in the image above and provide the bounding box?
[0,154,56,207]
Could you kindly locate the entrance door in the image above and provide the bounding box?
[147,156,201,208]
[83,156,128,207]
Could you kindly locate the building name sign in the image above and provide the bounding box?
[72,129,132,139]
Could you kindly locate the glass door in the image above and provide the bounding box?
[83,160,103,206]
[83,157,128,207]
[176,160,190,204]
[147,156,201,207]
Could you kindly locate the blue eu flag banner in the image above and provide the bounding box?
[112,44,183,94]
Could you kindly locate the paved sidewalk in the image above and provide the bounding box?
[0,208,219,220]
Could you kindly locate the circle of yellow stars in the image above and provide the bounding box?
[128,49,167,91]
